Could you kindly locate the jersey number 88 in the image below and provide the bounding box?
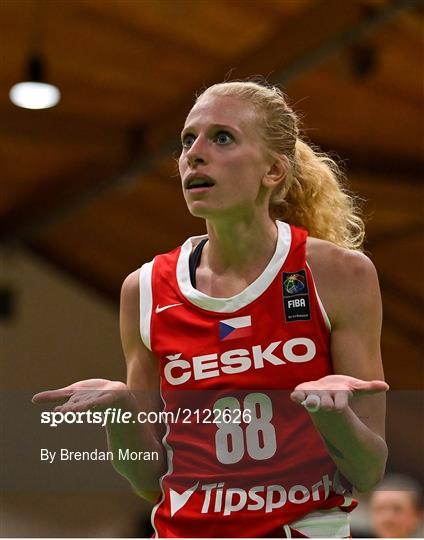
[214,393,277,465]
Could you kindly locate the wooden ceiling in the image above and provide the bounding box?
[1,0,423,397]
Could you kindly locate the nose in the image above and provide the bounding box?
[186,136,208,167]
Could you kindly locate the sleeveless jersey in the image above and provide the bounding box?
[139,221,355,538]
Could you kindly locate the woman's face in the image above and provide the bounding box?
[178,95,275,220]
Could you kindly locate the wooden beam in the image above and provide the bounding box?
[0,106,128,148]
[0,124,147,244]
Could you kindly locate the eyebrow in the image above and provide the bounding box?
[181,123,239,138]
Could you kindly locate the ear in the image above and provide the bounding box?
[262,155,290,188]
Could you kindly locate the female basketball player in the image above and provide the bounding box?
[33,80,388,538]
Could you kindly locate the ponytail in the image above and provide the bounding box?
[270,140,365,250]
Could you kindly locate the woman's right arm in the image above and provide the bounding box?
[106,268,165,502]
[33,269,165,503]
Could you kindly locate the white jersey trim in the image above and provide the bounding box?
[176,220,292,313]
[289,507,350,537]
[306,262,332,332]
[150,377,174,538]
[139,259,155,351]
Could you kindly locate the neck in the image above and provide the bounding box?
[202,214,278,277]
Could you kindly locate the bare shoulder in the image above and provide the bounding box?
[306,237,380,327]
[120,269,141,313]
[306,236,377,278]
[120,269,142,352]
[121,269,140,296]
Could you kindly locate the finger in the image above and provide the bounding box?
[290,390,306,404]
[334,391,350,412]
[56,400,93,413]
[32,388,74,404]
[67,390,100,403]
[69,397,108,413]
[319,392,335,412]
[59,394,112,414]
[351,380,389,394]
[51,394,87,411]
[301,394,321,413]
[59,403,90,413]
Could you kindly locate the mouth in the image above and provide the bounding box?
[184,174,215,191]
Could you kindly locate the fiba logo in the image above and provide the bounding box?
[282,269,311,322]
[283,273,305,295]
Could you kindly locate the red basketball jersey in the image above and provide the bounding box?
[139,221,355,538]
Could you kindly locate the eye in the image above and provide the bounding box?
[215,131,233,145]
[181,133,196,148]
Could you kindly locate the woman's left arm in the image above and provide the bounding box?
[291,249,388,492]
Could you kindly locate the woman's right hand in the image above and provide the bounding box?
[32,378,137,413]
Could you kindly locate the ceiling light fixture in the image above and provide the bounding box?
[9,55,60,110]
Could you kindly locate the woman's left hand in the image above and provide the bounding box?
[290,374,389,414]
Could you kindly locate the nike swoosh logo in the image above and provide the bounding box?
[169,482,199,517]
[155,303,183,314]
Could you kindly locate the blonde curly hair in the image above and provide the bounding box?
[197,80,365,251]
